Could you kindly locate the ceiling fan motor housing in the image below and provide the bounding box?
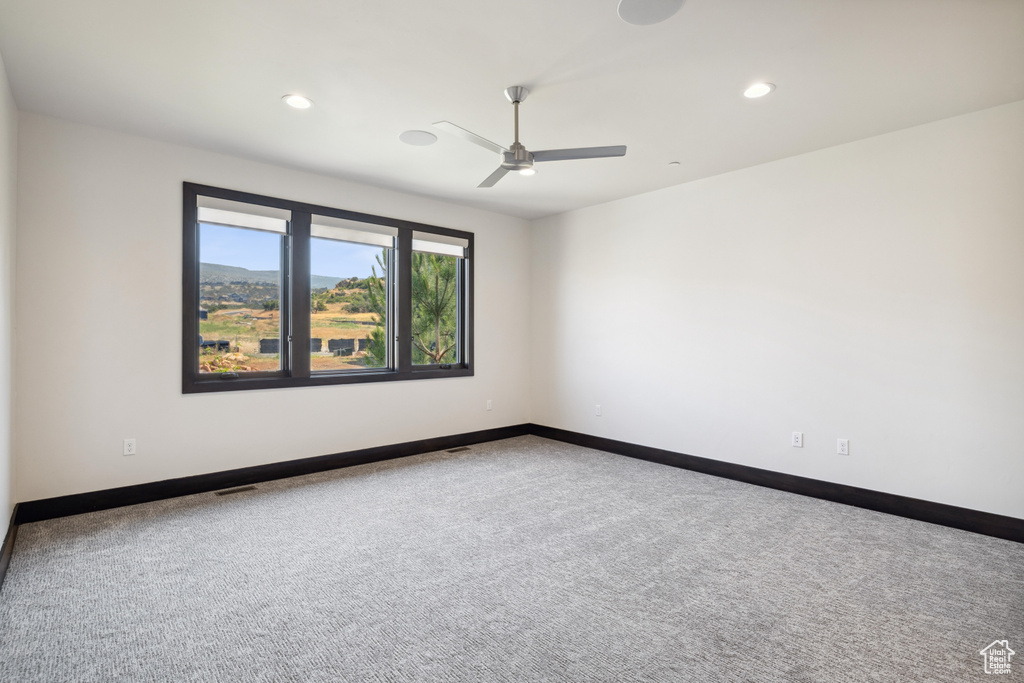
[501,142,534,171]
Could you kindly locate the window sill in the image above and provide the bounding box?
[183,365,473,393]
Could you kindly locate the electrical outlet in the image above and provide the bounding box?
[123,438,136,456]
[792,432,803,448]
[595,404,602,416]
[486,399,492,411]
[837,438,849,456]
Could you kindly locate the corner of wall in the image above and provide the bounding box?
[525,101,1024,519]
[0,48,18,538]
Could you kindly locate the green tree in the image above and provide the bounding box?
[411,252,458,364]
[364,251,389,367]
[364,250,459,366]
[343,290,372,313]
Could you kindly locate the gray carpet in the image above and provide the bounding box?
[0,435,1021,682]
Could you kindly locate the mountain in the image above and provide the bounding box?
[310,274,345,289]
[200,263,341,290]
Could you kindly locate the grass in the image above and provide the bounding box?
[315,319,363,330]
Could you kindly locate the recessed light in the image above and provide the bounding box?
[399,130,437,146]
[743,83,775,99]
[617,0,685,25]
[519,168,536,176]
[282,94,313,109]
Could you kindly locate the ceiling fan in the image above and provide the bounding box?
[434,86,627,188]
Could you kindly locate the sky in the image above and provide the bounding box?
[200,223,384,279]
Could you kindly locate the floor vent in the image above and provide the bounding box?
[215,485,257,496]
[446,446,471,454]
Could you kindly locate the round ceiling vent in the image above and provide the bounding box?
[399,130,438,146]
[617,0,685,26]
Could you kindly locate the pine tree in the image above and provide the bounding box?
[410,252,458,364]
[364,249,459,366]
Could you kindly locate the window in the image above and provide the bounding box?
[309,217,395,373]
[183,183,473,392]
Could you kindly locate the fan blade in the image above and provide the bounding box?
[532,145,627,162]
[434,121,508,155]
[478,167,510,188]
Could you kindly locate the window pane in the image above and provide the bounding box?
[198,223,283,374]
[411,251,460,365]
[310,233,391,373]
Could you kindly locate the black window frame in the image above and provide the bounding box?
[182,182,474,393]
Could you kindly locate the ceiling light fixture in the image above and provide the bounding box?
[617,0,685,26]
[282,94,313,109]
[743,83,775,99]
[399,130,437,146]
[519,168,536,176]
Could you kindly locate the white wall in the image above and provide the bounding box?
[0,52,16,530]
[13,100,1024,521]
[531,101,1024,519]
[15,113,531,502]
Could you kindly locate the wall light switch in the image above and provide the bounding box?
[486,399,492,411]
[792,432,803,448]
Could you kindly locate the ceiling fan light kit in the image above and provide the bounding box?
[434,86,627,188]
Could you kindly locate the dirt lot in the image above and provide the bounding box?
[199,302,381,374]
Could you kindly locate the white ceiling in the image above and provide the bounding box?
[1,0,1022,219]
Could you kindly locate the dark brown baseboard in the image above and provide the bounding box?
[0,505,18,592]
[530,424,1024,544]
[14,424,531,525]
[9,423,1022,548]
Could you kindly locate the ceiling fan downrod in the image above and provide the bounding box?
[504,86,529,146]
[514,100,520,145]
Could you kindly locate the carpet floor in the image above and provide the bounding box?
[0,435,1021,682]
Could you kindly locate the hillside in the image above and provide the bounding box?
[200,263,341,290]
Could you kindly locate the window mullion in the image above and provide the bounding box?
[182,186,200,388]
[289,212,311,378]
[397,227,412,373]
[464,241,473,370]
